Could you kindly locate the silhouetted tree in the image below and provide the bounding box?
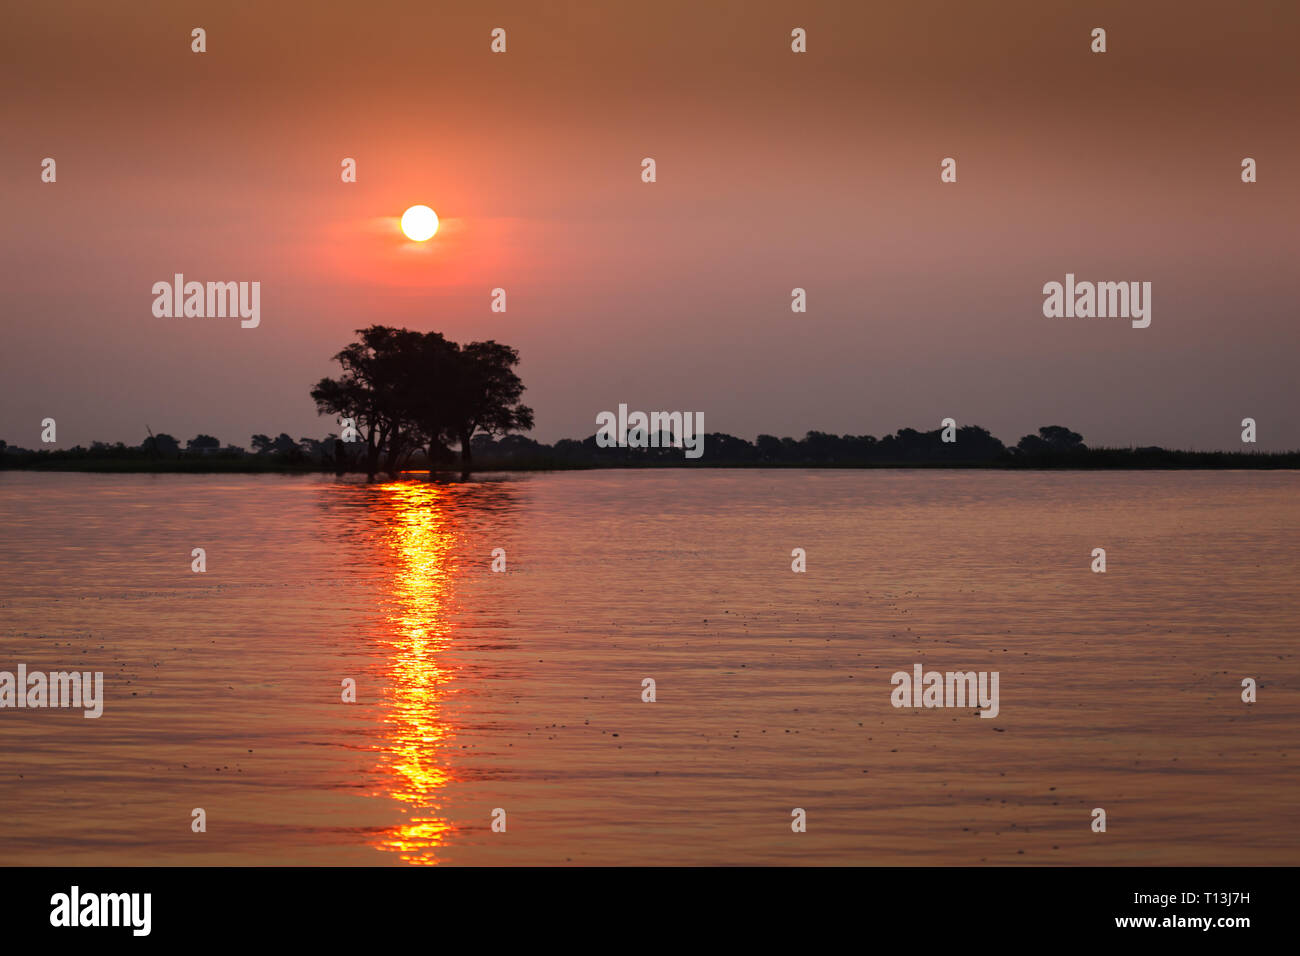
[141,433,180,457]
[755,434,783,461]
[312,326,427,480]
[410,338,534,472]
[1017,425,1086,455]
[186,434,220,454]
[949,425,1006,461]
[390,331,460,471]
[705,433,758,462]
[312,327,534,478]
[252,433,299,456]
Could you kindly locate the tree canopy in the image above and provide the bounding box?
[311,326,533,479]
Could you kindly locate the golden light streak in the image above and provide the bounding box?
[370,481,459,864]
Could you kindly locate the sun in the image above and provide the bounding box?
[400,205,439,241]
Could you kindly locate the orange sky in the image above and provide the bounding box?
[2,0,1297,450]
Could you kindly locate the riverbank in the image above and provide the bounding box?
[3,448,1299,473]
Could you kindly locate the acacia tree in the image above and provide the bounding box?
[392,331,460,470]
[311,326,426,480]
[312,327,534,479]
[435,339,534,472]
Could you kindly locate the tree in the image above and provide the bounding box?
[392,331,460,471]
[1017,425,1086,455]
[186,434,220,454]
[949,425,1006,461]
[311,326,427,480]
[755,434,784,461]
[406,338,533,472]
[446,340,534,470]
[142,433,180,457]
[252,433,298,456]
[1038,425,1085,450]
[312,327,534,478]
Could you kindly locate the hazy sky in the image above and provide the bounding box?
[3,0,1297,450]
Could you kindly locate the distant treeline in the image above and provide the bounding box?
[3,424,1297,473]
[5,327,1295,475]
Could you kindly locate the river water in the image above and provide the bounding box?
[0,469,1295,864]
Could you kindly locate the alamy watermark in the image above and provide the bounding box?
[1042,273,1150,328]
[890,663,999,719]
[595,404,704,459]
[50,886,150,936]
[0,665,103,718]
[152,274,260,328]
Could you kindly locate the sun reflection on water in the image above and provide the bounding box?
[370,481,459,864]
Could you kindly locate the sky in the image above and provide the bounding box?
[2,0,1297,451]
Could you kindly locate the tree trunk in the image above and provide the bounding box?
[384,439,403,479]
[459,429,473,476]
[366,433,379,482]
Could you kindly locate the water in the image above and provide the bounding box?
[0,469,1296,865]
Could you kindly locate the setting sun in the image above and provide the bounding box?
[400,205,439,241]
